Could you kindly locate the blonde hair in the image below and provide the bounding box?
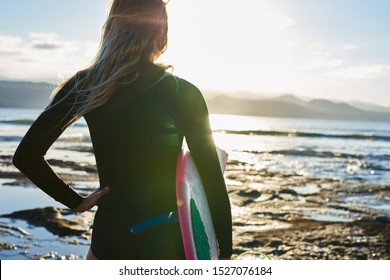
[51,0,169,123]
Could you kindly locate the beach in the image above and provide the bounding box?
[1,111,389,260]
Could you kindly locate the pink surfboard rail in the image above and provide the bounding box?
[176,149,197,260]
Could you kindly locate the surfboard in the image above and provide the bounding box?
[176,146,228,260]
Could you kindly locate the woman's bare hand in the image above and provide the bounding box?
[73,186,110,213]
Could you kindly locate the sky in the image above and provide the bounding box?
[0,0,389,106]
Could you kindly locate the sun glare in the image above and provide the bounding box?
[159,0,296,94]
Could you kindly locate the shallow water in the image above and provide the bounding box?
[0,185,63,214]
[0,217,89,260]
[0,185,90,259]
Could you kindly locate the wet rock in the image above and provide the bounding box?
[233,219,390,260]
[0,207,91,238]
[31,251,79,260]
[47,159,97,173]
[0,222,30,236]
[237,189,261,199]
[278,188,299,196]
[0,241,29,251]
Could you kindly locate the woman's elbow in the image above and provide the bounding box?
[12,151,24,171]
[12,148,31,172]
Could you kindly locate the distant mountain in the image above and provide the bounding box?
[206,95,390,121]
[270,94,307,105]
[1,80,389,121]
[308,99,363,116]
[207,95,316,118]
[350,101,390,113]
[0,80,53,109]
[203,89,270,100]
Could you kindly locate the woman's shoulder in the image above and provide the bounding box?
[159,74,204,102]
[176,77,202,95]
[176,78,206,107]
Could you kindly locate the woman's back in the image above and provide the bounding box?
[85,62,183,216]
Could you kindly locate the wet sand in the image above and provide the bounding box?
[0,149,389,260]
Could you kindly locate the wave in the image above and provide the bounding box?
[0,136,23,142]
[0,135,91,143]
[366,154,390,162]
[0,119,35,126]
[0,119,86,127]
[215,129,390,142]
[59,133,91,143]
[242,149,390,168]
[244,149,364,159]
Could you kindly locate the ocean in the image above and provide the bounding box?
[0,108,389,259]
[2,108,389,184]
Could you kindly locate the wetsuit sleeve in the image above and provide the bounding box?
[12,79,84,209]
[178,79,233,259]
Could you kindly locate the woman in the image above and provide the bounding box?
[13,0,232,260]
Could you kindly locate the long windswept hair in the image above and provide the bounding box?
[51,0,169,123]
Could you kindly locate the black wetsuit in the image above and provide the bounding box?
[13,62,232,259]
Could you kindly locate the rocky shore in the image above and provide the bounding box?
[1,149,389,260]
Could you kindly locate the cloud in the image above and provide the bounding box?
[298,47,344,71]
[327,64,390,80]
[297,45,390,80]
[29,33,63,50]
[33,43,62,50]
[300,59,344,71]
[343,44,358,51]
[274,15,296,30]
[0,35,23,55]
[0,33,98,82]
